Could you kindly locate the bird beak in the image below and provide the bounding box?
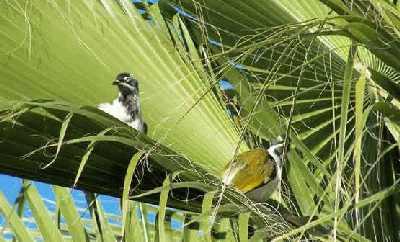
[112,80,120,85]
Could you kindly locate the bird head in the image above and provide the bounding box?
[113,72,139,96]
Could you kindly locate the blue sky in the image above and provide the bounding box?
[0,174,126,240]
[0,175,20,204]
[0,174,121,221]
[0,174,186,231]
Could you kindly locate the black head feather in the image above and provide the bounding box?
[113,72,139,95]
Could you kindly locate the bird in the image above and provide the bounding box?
[98,72,147,134]
[222,137,285,202]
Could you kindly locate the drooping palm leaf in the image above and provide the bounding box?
[1,0,400,241]
[163,0,400,240]
[0,0,244,175]
[0,99,217,211]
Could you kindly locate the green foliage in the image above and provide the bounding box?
[0,0,399,241]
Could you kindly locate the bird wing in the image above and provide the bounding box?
[222,161,246,185]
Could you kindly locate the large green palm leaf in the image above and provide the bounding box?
[163,0,400,240]
[0,0,399,241]
[0,0,244,174]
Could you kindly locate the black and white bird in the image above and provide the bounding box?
[98,72,147,134]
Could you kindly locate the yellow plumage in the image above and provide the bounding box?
[223,148,275,193]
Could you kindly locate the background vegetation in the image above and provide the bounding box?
[0,0,400,241]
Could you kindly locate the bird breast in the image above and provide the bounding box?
[98,99,133,124]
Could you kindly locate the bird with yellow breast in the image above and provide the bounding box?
[222,137,285,202]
